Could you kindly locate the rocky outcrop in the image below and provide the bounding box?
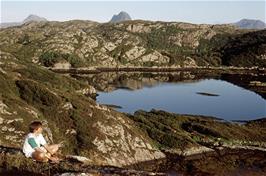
[126,22,152,33]
[124,46,146,61]
[86,108,165,166]
[53,61,71,69]
[2,19,263,69]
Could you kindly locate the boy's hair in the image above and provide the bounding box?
[29,121,42,133]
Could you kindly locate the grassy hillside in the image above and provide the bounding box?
[0,52,164,166]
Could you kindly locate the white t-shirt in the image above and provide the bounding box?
[22,133,47,157]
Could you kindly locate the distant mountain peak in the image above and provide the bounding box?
[234,19,266,29]
[110,11,132,23]
[0,14,47,28]
[23,14,47,24]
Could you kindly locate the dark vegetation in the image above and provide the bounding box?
[0,60,99,155]
[110,44,133,65]
[141,26,186,52]
[39,51,84,67]
[16,79,61,108]
[197,30,266,67]
[218,29,266,67]
[127,110,194,149]
[128,110,266,150]
[138,26,193,66]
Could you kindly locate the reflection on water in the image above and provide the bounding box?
[71,72,266,120]
[72,71,207,92]
[97,79,265,120]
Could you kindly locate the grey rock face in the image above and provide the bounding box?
[22,14,47,24]
[110,11,132,23]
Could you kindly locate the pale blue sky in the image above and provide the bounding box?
[1,1,265,24]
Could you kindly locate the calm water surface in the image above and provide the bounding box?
[97,79,266,120]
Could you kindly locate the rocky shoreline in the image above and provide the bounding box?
[51,66,266,99]
[50,66,266,75]
[65,68,266,102]
[129,148,266,176]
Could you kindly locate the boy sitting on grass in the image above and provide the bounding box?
[23,121,63,163]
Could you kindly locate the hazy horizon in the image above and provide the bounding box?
[1,1,266,24]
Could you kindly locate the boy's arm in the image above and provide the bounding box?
[28,138,44,153]
[38,134,53,154]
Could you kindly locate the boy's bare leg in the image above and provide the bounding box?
[45,144,59,155]
[32,151,49,162]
